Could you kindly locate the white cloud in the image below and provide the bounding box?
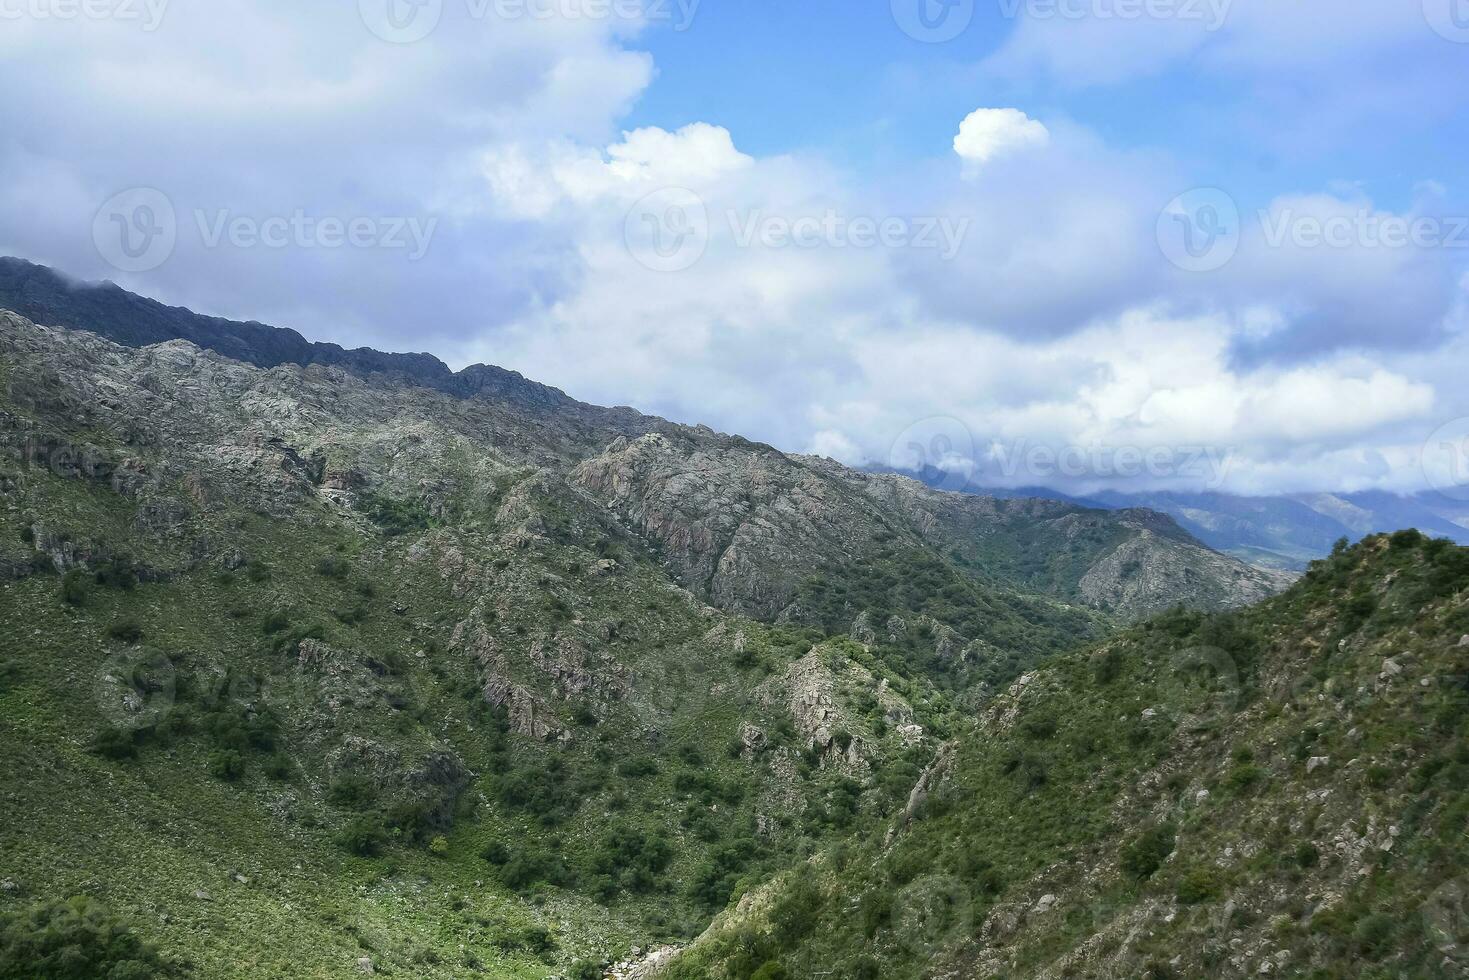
[1,5,1465,500]
[953,108,1050,174]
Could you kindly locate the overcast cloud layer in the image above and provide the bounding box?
[1,0,1467,497]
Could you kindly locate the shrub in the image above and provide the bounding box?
[750,961,789,980]
[94,560,138,591]
[315,557,350,579]
[327,773,377,809]
[570,961,602,980]
[0,895,179,979]
[1175,868,1220,904]
[1225,763,1265,794]
[337,816,388,857]
[1353,913,1396,958]
[262,754,293,781]
[60,570,91,607]
[481,841,510,866]
[261,611,291,635]
[428,836,450,857]
[206,750,244,781]
[1121,823,1176,880]
[91,726,139,761]
[107,621,144,644]
[1091,647,1123,685]
[1294,842,1320,868]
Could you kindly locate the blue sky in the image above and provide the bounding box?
[1,0,1468,497]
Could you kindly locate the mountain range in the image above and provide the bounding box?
[894,465,1469,573]
[0,259,1464,979]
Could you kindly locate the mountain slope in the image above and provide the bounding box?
[662,532,1469,979]
[1086,490,1469,572]
[0,280,1281,978]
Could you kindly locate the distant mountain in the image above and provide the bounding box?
[893,464,1469,572]
[1085,489,1469,571]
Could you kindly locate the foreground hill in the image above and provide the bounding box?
[663,532,1469,979]
[0,289,1281,979]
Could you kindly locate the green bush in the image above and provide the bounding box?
[1121,823,1176,880]
[106,621,144,644]
[327,773,377,809]
[0,895,179,979]
[206,750,244,781]
[260,611,290,635]
[749,960,788,980]
[1352,912,1396,958]
[60,570,91,607]
[1175,868,1219,904]
[91,727,139,761]
[336,816,388,857]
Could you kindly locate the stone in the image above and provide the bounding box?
[355,956,374,974]
[1034,894,1058,914]
[1307,756,1329,774]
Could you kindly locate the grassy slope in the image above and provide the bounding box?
[667,532,1469,979]
[0,456,966,978]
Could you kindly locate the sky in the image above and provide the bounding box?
[2,0,1468,498]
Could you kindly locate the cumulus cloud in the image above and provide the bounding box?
[953,108,1050,174]
[0,4,1465,499]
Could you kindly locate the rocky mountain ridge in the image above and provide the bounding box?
[0,271,1289,980]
